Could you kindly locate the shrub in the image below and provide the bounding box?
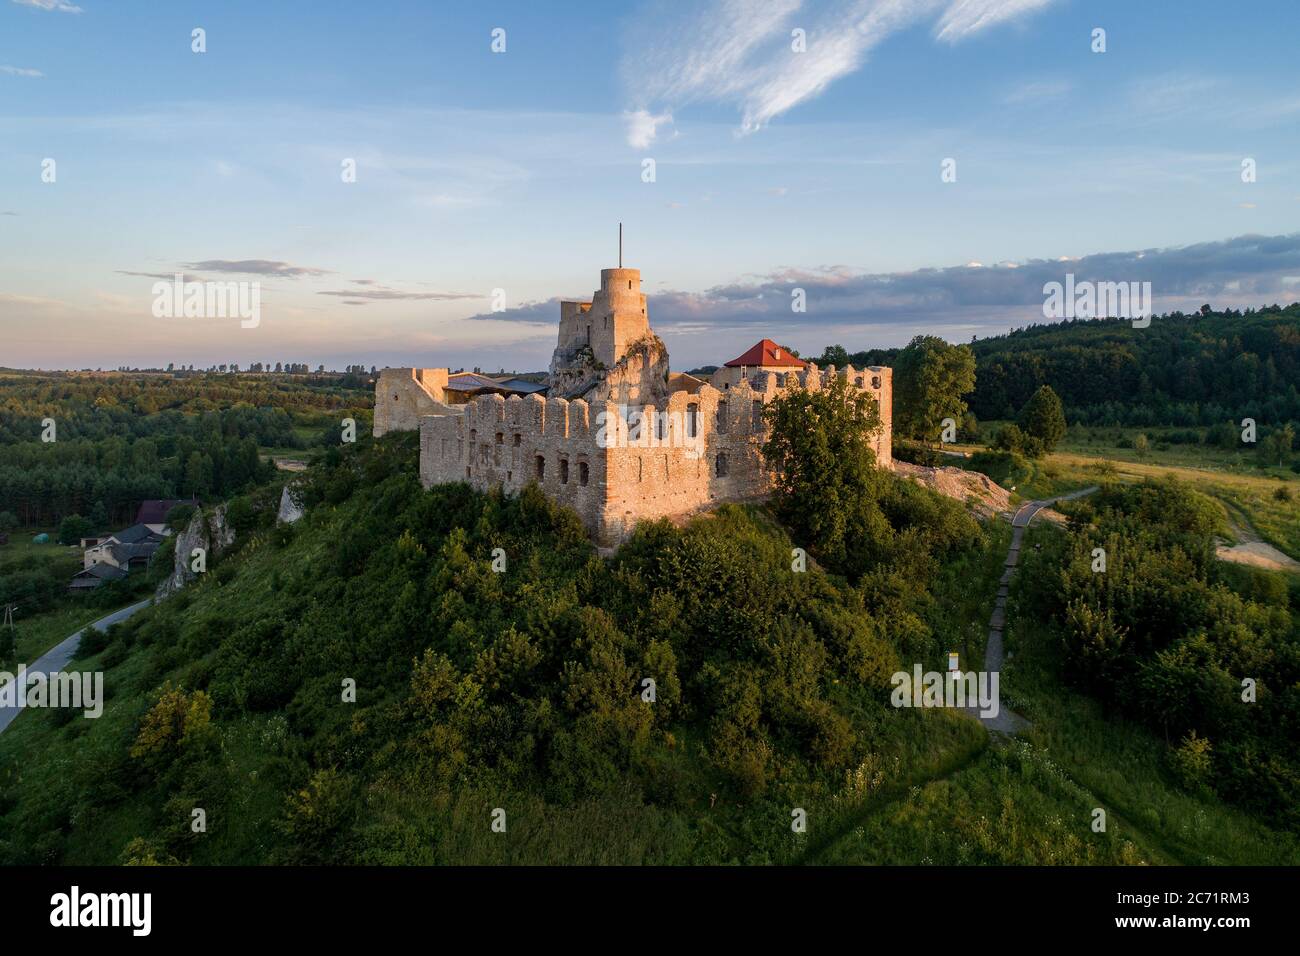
[130,684,214,762]
[279,769,358,864]
[165,504,197,533]
[1169,731,1214,792]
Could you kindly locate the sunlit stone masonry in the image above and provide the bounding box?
[374,263,892,546]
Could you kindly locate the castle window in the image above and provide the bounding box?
[716,400,729,433]
[495,433,503,465]
[465,467,471,479]
[441,438,448,458]
[656,413,665,442]
[628,280,632,289]
[392,393,399,402]
[686,403,699,438]
[855,376,863,387]
[871,375,881,389]
[578,462,589,486]
[715,453,729,477]
[586,325,591,344]
[535,455,545,480]
[560,459,570,484]
[752,399,763,431]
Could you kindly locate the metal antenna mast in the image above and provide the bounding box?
[619,222,623,268]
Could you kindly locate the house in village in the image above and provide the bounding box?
[69,521,172,591]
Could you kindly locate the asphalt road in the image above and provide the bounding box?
[0,598,152,735]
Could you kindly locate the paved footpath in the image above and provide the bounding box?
[966,487,1098,734]
[0,598,152,735]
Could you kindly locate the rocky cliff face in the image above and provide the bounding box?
[155,505,236,599]
[548,332,671,404]
[276,481,305,525]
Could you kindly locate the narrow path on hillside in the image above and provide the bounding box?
[0,598,151,735]
[965,487,1098,735]
[1211,494,1300,573]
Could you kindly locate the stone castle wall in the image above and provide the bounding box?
[416,364,892,546]
[420,391,610,536]
[374,368,452,437]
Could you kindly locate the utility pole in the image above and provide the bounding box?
[619,222,622,268]
[1,603,16,661]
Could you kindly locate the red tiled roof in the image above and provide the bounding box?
[724,338,808,368]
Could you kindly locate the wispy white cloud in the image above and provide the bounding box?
[621,0,1059,143]
[1002,78,1071,105]
[1125,72,1220,120]
[934,0,1055,43]
[0,65,44,77]
[624,109,674,149]
[11,0,83,12]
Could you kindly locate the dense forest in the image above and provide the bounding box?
[0,372,371,527]
[817,303,1300,428]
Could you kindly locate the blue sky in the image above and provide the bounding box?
[2,0,1299,372]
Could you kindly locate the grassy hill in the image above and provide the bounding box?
[0,433,1294,864]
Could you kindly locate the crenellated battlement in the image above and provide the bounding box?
[386,260,892,547]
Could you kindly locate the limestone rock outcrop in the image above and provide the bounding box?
[155,505,235,599]
[276,481,305,525]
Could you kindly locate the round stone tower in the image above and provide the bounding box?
[597,268,649,367]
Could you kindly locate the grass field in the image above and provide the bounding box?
[945,426,1300,561]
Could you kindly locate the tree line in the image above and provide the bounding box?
[816,303,1300,429]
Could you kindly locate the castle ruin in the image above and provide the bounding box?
[374,263,892,546]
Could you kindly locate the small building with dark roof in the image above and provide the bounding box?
[134,498,198,529]
[69,563,128,591]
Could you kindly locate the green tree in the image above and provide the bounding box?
[1017,385,1067,453]
[1257,424,1294,467]
[57,514,94,545]
[761,374,890,573]
[817,344,850,366]
[894,335,977,444]
[184,451,214,497]
[0,511,17,533]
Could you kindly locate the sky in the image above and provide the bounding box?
[2,0,1299,373]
